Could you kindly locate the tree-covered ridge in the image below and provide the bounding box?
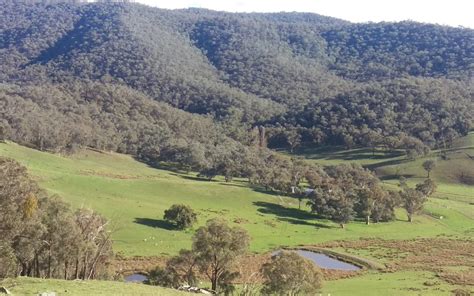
[324,22,474,80]
[0,82,250,158]
[0,2,473,155]
[286,78,473,148]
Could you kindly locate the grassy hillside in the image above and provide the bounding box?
[0,138,472,257]
[0,277,185,296]
[294,132,474,200]
[1,137,472,295]
[322,271,470,296]
[2,272,469,296]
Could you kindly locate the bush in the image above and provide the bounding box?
[261,251,323,295]
[163,204,197,230]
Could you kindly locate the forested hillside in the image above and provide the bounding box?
[1,1,473,166]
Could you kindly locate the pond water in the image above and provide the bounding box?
[124,273,148,283]
[274,250,360,271]
[295,250,360,271]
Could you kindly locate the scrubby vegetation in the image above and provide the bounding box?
[0,157,113,280]
[1,2,472,170]
[148,219,249,294]
[163,204,197,230]
[261,251,323,295]
[0,1,473,295]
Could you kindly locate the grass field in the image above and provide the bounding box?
[1,271,470,296]
[322,271,468,296]
[1,141,472,257]
[0,277,185,296]
[0,134,472,295]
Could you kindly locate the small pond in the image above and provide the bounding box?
[295,250,360,271]
[124,273,148,283]
[274,250,360,271]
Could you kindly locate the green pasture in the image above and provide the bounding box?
[1,138,472,258]
[1,134,473,295]
[0,277,185,296]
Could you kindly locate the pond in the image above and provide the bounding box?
[275,250,361,271]
[124,273,148,283]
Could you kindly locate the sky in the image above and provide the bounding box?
[133,0,474,28]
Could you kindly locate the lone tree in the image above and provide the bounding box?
[400,179,435,223]
[401,188,425,222]
[163,204,197,230]
[422,159,436,178]
[261,251,323,295]
[416,179,437,197]
[192,218,250,293]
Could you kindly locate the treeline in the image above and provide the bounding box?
[247,156,436,227]
[1,3,472,153]
[0,157,114,279]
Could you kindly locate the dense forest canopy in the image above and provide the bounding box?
[0,2,473,163]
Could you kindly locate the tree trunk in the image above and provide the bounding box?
[82,254,88,280]
[27,263,33,277]
[64,261,68,280]
[366,215,370,225]
[35,254,40,278]
[20,263,27,276]
[87,239,110,280]
[48,247,52,278]
[408,214,413,223]
[340,223,345,229]
[211,273,218,293]
[74,258,80,279]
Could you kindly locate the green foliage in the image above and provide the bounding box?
[147,250,199,288]
[422,159,437,178]
[400,179,437,222]
[416,179,437,197]
[308,163,398,227]
[0,156,113,280]
[164,204,197,230]
[323,22,473,80]
[193,219,250,293]
[0,2,472,160]
[261,251,323,296]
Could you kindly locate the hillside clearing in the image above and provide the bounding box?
[0,140,472,257]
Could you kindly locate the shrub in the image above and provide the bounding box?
[164,204,197,230]
[261,251,323,295]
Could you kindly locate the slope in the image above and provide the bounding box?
[0,140,472,257]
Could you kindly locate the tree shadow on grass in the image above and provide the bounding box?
[219,182,248,188]
[253,201,331,229]
[169,173,219,182]
[365,158,410,170]
[277,217,332,228]
[325,148,406,161]
[251,187,284,197]
[379,174,416,181]
[295,146,405,161]
[134,218,176,230]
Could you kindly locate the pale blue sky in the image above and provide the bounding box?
[134,0,474,28]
